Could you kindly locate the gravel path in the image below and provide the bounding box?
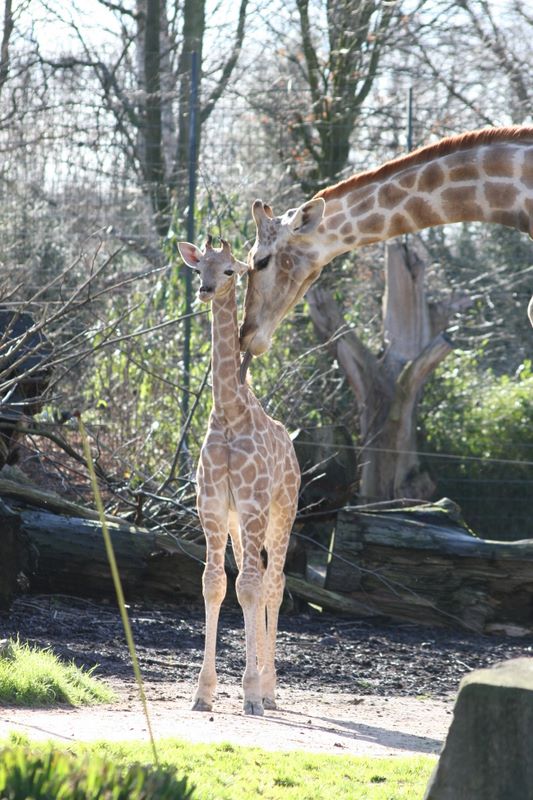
[1,595,532,755]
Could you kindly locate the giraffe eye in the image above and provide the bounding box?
[224,269,234,276]
[255,255,270,271]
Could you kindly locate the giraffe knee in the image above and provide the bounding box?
[236,572,262,608]
[264,572,285,610]
[203,568,227,604]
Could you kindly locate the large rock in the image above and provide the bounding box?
[425,658,533,799]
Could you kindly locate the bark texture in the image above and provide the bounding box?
[327,499,533,634]
[307,241,468,501]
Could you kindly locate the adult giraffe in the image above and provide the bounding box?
[239,126,533,373]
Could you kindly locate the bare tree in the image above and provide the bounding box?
[308,242,473,500]
[36,0,250,247]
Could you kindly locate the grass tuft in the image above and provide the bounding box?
[0,639,114,707]
[0,744,194,800]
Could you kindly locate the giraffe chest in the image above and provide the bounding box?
[199,410,293,494]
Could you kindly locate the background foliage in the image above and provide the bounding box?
[1,0,532,540]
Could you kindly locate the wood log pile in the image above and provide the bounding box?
[326,499,533,635]
[2,472,533,636]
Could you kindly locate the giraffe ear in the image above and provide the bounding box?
[178,241,203,268]
[289,198,325,235]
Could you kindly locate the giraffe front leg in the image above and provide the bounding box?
[234,526,266,716]
[192,524,228,712]
[237,572,264,715]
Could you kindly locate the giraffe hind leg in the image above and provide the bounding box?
[234,510,267,716]
[261,506,294,710]
[228,509,267,704]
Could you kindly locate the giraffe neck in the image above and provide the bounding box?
[210,281,243,417]
[313,129,533,266]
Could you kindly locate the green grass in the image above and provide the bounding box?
[0,741,194,800]
[2,734,436,799]
[66,739,434,799]
[0,639,114,707]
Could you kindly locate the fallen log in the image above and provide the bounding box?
[0,477,117,522]
[0,499,33,610]
[326,499,533,634]
[21,508,208,602]
[6,477,533,635]
[0,487,360,614]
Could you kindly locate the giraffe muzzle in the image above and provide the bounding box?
[198,287,215,302]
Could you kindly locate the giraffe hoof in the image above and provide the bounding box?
[192,698,213,712]
[263,697,277,710]
[243,700,264,716]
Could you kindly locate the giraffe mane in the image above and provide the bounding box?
[314,126,533,202]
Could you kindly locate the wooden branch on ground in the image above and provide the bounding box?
[327,500,533,635]
[0,481,397,616]
[0,477,109,521]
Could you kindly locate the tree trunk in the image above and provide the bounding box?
[308,240,456,502]
[171,0,205,205]
[143,0,169,236]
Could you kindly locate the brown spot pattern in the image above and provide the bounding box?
[351,195,375,216]
[449,164,479,182]
[378,182,408,209]
[358,213,386,235]
[484,182,519,208]
[444,152,474,170]
[326,212,346,229]
[418,163,445,193]
[358,236,380,246]
[441,186,483,221]
[522,151,533,188]
[483,147,515,177]
[316,127,533,204]
[387,213,413,238]
[405,197,444,228]
[517,210,530,233]
[490,210,520,228]
[398,170,417,189]
[346,185,376,205]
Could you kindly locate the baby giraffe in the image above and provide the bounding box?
[178,236,300,716]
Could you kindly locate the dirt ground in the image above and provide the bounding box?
[1,594,532,756]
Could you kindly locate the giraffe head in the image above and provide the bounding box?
[239,197,326,357]
[178,236,248,303]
